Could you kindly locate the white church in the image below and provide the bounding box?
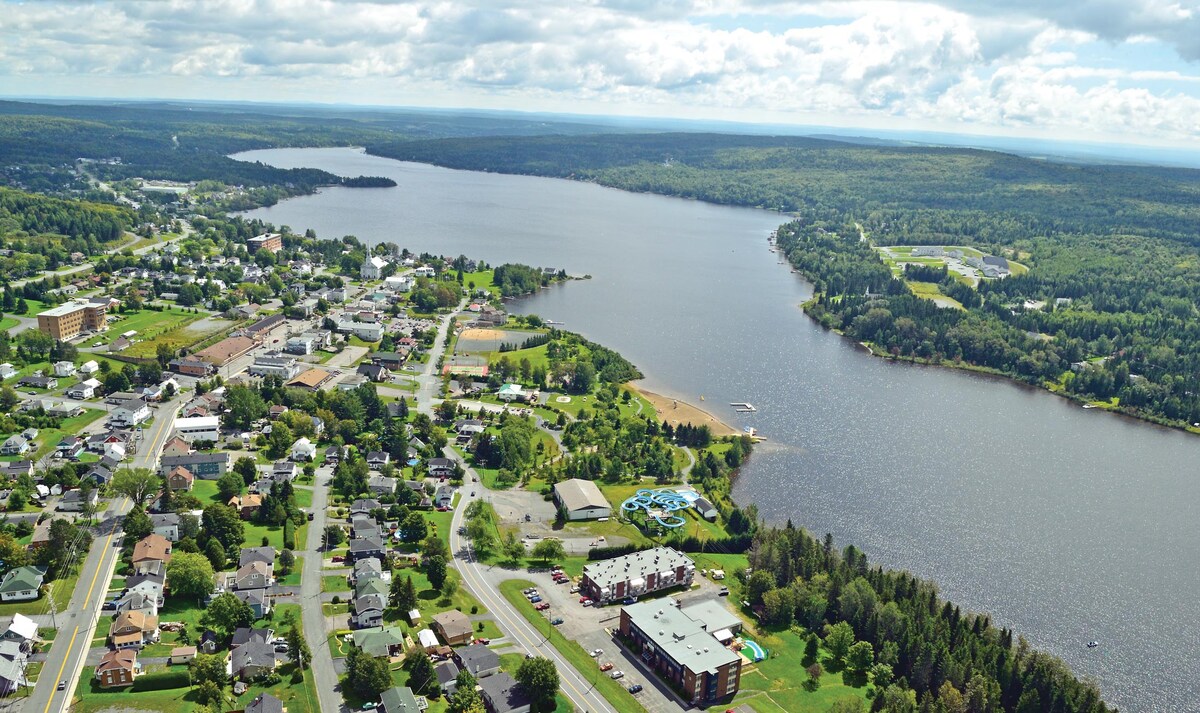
[361,254,388,280]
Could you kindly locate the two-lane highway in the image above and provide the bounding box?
[25,395,183,713]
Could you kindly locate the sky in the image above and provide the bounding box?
[2,0,1200,146]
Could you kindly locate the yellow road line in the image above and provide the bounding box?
[42,498,126,713]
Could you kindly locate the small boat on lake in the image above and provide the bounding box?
[1087,641,1100,648]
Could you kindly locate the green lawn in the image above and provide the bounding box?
[12,298,50,317]
[244,521,308,551]
[732,630,871,713]
[92,307,202,351]
[499,579,644,713]
[388,565,485,616]
[293,487,313,509]
[0,570,79,618]
[460,269,496,295]
[322,575,350,593]
[0,316,17,333]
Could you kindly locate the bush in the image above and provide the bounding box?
[131,671,190,691]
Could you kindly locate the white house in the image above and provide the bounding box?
[0,364,15,380]
[291,437,316,462]
[66,378,101,400]
[53,361,77,378]
[334,319,384,342]
[414,266,436,278]
[110,398,151,428]
[361,255,388,280]
[383,275,412,292]
[105,442,127,462]
[174,416,220,443]
[497,383,525,402]
[79,360,100,375]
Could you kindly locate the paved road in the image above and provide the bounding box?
[24,395,182,713]
[409,303,615,713]
[299,466,346,713]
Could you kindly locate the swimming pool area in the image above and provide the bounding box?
[741,638,767,662]
[619,488,694,528]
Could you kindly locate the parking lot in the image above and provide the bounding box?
[515,567,736,713]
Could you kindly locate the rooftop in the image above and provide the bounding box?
[553,478,609,512]
[623,599,741,674]
[583,546,694,589]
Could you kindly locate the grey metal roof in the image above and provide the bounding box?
[623,599,741,675]
[582,546,693,590]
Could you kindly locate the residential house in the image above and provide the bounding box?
[353,593,386,629]
[175,416,220,443]
[478,672,532,713]
[166,466,195,491]
[151,513,180,542]
[55,436,84,460]
[59,488,98,513]
[290,437,316,462]
[17,375,57,390]
[228,493,263,519]
[325,445,343,466]
[239,547,276,569]
[0,436,29,456]
[496,383,525,402]
[230,641,277,681]
[350,499,380,517]
[246,693,285,713]
[349,536,385,563]
[366,451,391,471]
[350,557,388,586]
[379,687,422,713]
[110,398,151,428]
[131,534,173,574]
[95,649,140,688]
[79,360,99,375]
[168,358,214,378]
[435,660,461,695]
[0,364,15,380]
[427,458,455,478]
[1,614,38,650]
[169,646,197,665]
[368,475,397,495]
[158,452,230,479]
[66,379,100,399]
[109,610,160,650]
[454,644,501,678]
[0,646,26,694]
[231,561,274,591]
[352,517,381,542]
[53,361,77,378]
[357,363,390,382]
[352,626,406,658]
[231,628,274,649]
[161,436,191,458]
[272,460,298,482]
[416,629,439,653]
[431,610,473,646]
[234,589,272,619]
[0,566,46,602]
[114,590,159,618]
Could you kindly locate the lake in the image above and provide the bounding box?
[236,147,1199,711]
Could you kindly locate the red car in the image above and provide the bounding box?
[599,662,614,672]
[535,602,550,610]
[331,555,345,563]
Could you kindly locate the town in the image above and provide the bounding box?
[0,221,769,713]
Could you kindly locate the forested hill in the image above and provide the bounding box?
[370,133,1200,245]
[373,132,1200,429]
[0,187,133,275]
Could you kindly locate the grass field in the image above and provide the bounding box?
[119,310,225,358]
[499,579,645,713]
[322,575,350,593]
[731,630,871,713]
[0,570,79,618]
[906,281,965,310]
[0,316,17,332]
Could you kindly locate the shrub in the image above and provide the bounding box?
[131,671,190,692]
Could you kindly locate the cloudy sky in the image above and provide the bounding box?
[2,0,1200,144]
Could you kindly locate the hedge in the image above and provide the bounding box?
[131,671,191,691]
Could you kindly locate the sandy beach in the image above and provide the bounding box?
[634,387,740,437]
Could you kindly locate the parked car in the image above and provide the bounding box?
[569,586,580,593]
[535,602,550,610]
[578,596,590,604]
[275,643,289,653]
[610,671,625,679]
[590,649,603,657]
[530,596,542,603]
[628,684,643,694]
[718,586,730,596]
[599,662,613,671]
[622,596,637,605]
[582,600,593,607]
[523,588,537,595]
[550,618,564,625]
[331,555,345,563]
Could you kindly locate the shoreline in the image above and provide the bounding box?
[633,386,741,438]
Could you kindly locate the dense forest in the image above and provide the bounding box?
[372,132,1200,428]
[0,187,133,275]
[747,523,1111,713]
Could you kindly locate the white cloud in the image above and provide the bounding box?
[0,1,1198,142]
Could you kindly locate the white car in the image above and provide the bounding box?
[610,671,625,680]
[590,649,603,657]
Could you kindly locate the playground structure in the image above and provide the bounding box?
[620,488,693,529]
